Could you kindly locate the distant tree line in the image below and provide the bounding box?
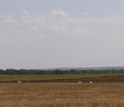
[0,69,124,75]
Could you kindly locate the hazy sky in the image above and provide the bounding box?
[0,0,124,69]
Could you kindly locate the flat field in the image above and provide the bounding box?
[0,73,124,82]
[0,73,118,81]
[0,74,124,107]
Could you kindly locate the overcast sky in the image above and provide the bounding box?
[0,0,124,69]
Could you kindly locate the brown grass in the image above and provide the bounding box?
[0,82,124,107]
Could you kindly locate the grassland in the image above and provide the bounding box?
[0,74,124,107]
[0,73,124,81]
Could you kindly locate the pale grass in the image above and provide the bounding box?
[0,82,124,107]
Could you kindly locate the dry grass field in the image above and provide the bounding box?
[0,82,124,107]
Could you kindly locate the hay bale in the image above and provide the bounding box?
[17,81,21,83]
[89,81,93,84]
[78,81,82,83]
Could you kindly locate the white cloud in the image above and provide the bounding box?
[21,10,30,19]
[50,10,69,16]
[82,12,90,16]
[1,10,124,69]
[1,10,124,45]
[0,15,17,24]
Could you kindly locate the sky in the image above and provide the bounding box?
[0,0,124,69]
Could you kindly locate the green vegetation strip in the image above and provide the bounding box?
[0,73,124,81]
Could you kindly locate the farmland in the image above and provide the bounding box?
[0,73,124,81]
[0,74,124,107]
